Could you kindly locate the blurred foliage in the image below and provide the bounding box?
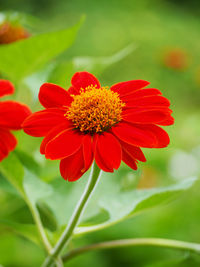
[0,0,200,266]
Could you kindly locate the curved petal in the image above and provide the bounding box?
[111,122,157,148]
[122,108,172,124]
[39,83,73,108]
[122,149,138,170]
[40,122,72,154]
[158,116,174,126]
[94,137,113,172]
[125,96,170,108]
[138,124,170,148]
[45,129,84,160]
[111,80,150,97]
[22,108,67,137]
[67,86,79,95]
[82,134,94,172]
[119,139,146,162]
[121,88,162,101]
[0,80,15,98]
[71,72,101,93]
[0,101,31,130]
[0,129,17,161]
[60,147,85,181]
[95,132,121,171]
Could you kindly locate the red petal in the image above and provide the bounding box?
[22,108,67,137]
[111,80,150,96]
[39,83,73,108]
[0,139,8,161]
[95,132,121,171]
[138,124,170,148]
[40,122,72,154]
[0,80,15,97]
[122,149,138,170]
[67,86,79,95]
[123,108,172,124]
[92,134,112,172]
[45,129,83,160]
[60,147,85,181]
[0,129,17,161]
[82,135,94,172]
[125,96,170,108]
[71,72,101,92]
[121,88,162,101]
[0,101,31,130]
[111,122,156,148]
[159,116,174,126]
[119,140,146,162]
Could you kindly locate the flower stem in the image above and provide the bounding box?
[42,162,102,267]
[27,201,52,253]
[26,199,63,267]
[62,238,200,262]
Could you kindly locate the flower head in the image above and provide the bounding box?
[67,85,125,133]
[22,72,174,181]
[0,80,31,161]
[0,22,29,44]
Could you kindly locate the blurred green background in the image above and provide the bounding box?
[0,0,200,266]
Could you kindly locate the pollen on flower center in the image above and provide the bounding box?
[66,85,125,133]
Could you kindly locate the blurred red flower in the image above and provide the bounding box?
[0,80,31,161]
[23,72,174,181]
[0,22,30,44]
[163,49,188,70]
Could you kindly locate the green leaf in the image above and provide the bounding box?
[15,149,41,176]
[23,170,53,205]
[72,43,136,74]
[0,174,19,195]
[47,44,136,88]
[0,152,24,195]
[0,17,83,81]
[0,220,40,246]
[75,175,197,234]
[0,152,53,205]
[0,154,56,243]
[37,201,58,231]
[145,253,197,267]
[40,168,197,235]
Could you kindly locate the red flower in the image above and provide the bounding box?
[0,80,31,161]
[22,72,174,181]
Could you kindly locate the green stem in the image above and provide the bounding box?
[62,238,200,262]
[26,198,52,253]
[42,162,102,267]
[26,199,63,267]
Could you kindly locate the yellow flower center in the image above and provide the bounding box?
[66,85,125,133]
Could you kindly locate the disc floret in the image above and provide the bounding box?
[67,85,125,133]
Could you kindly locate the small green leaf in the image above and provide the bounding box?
[37,201,58,231]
